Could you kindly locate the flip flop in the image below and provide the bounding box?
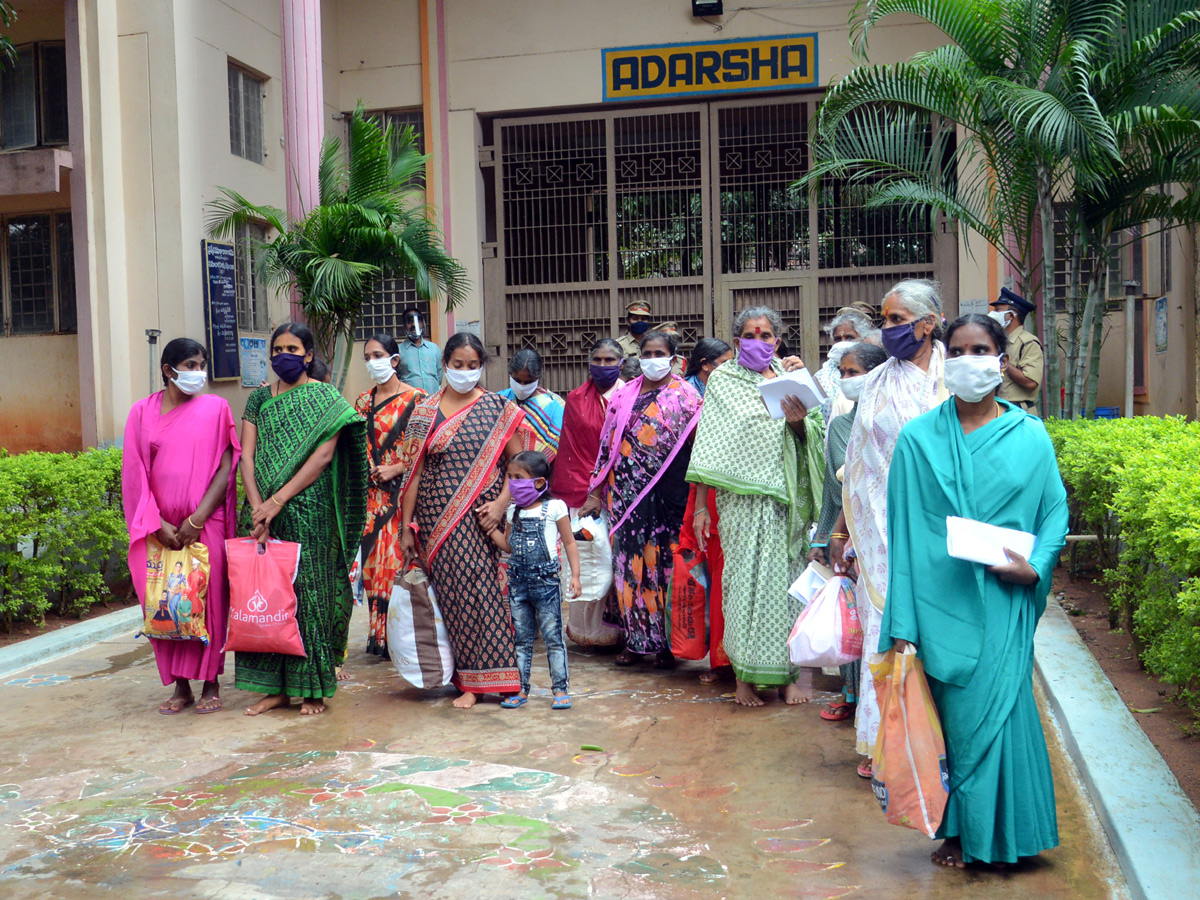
[551,694,572,710]
[195,696,224,715]
[820,700,856,722]
[500,695,528,709]
[857,760,873,780]
[158,698,194,716]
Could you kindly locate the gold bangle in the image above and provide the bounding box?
[831,532,850,539]
[271,495,283,507]
[187,515,201,529]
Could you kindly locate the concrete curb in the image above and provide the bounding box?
[0,605,142,681]
[1035,597,1200,900]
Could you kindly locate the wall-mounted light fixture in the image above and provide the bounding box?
[692,0,723,16]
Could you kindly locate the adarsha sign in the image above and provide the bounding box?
[603,34,818,102]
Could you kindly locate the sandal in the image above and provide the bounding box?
[820,699,856,722]
[614,649,640,667]
[158,697,194,716]
[500,694,528,709]
[857,760,873,780]
[195,696,224,715]
[551,694,572,710]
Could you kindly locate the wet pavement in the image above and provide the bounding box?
[0,606,1125,899]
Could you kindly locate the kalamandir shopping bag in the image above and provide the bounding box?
[870,646,949,838]
[224,537,306,657]
[140,538,211,643]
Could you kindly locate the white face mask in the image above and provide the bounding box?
[445,367,483,394]
[828,340,858,365]
[944,355,1004,403]
[509,377,539,401]
[839,373,867,402]
[639,357,673,382]
[366,355,399,385]
[171,367,207,395]
[987,310,1012,329]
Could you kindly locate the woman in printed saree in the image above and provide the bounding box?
[123,337,239,715]
[237,323,369,717]
[549,338,626,648]
[398,332,531,709]
[830,279,947,778]
[881,314,1067,867]
[355,333,427,658]
[808,342,889,722]
[687,307,825,707]
[581,330,702,667]
[498,348,565,463]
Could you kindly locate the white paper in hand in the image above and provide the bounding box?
[758,368,826,419]
[946,516,1037,567]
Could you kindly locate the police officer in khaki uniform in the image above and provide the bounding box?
[616,299,654,361]
[989,287,1043,411]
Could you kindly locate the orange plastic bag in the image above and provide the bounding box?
[224,538,306,657]
[869,647,949,838]
[667,543,708,660]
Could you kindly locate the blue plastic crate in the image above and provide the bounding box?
[1094,406,1120,419]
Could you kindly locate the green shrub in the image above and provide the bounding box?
[0,448,127,630]
[1050,417,1200,719]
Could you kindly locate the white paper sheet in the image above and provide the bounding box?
[945,516,1037,567]
[758,368,827,419]
[788,560,832,604]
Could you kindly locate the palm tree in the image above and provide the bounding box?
[205,105,467,389]
[798,0,1131,416]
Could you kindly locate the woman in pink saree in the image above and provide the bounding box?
[122,338,240,714]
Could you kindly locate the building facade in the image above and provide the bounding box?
[0,0,1193,452]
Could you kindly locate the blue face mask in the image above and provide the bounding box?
[881,321,925,360]
[630,320,650,336]
[271,352,308,384]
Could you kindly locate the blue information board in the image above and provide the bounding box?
[201,240,241,381]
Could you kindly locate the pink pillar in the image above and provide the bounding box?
[280,0,325,321]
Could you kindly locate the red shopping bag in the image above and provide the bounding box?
[224,537,306,657]
[667,542,709,660]
[870,647,949,837]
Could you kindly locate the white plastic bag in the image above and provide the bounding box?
[562,514,613,603]
[788,560,832,605]
[387,568,454,688]
[788,575,863,667]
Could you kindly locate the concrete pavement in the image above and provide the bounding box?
[0,605,1124,900]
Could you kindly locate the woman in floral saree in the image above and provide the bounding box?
[582,330,702,667]
[238,323,369,717]
[399,333,531,709]
[355,333,427,658]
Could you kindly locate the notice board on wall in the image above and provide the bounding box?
[202,240,241,381]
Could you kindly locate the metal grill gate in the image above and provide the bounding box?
[484,96,956,392]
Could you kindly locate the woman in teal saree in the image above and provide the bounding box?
[880,314,1068,867]
[237,324,368,716]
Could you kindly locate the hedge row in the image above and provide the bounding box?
[1046,417,1200,718]
[0,448,128,630]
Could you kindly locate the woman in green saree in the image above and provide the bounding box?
[237,323,368,716]
[880,314,1068,867]
[687,306,825,707]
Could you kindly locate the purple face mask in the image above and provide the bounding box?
[737,336,777,372]
[590,363,621,390]
[271,352,308,384]
[509,477,547,508]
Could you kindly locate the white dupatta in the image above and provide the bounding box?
[842,342,948,612]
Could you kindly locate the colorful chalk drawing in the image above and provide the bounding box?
[0,750,731,898]
[4,674,69,688]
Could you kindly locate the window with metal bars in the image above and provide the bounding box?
[233,221,270,333]
[0,42,68,149]
[1,211,75,336]
[228,62,265,164]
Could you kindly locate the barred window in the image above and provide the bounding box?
[228,63,265,164]
[234,221,270,332]
[2,211,75,336]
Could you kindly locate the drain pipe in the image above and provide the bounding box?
[146,329,161,394]
[1123,281,1138,418]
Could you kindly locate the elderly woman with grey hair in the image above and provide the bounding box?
[816,308,882,420]
[686,306,826,707]
[829,278,948,779]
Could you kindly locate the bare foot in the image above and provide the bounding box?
[336,666,350,682]
[782,669,813,705]
[734,679,765,707]
[699,665,733,684]
[452,692,479,709]
[299,699,326,716]
[932,838,965,868]
[244,694,290,716]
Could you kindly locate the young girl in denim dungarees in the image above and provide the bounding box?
[487,451,581,709]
